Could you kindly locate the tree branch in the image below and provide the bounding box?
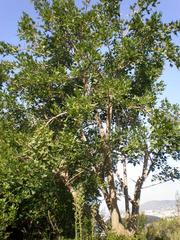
[45,111,67,126]
[142,180,171,189]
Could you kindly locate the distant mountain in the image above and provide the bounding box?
[140,200,176,211]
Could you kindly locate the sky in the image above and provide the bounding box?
[0,0,180,204]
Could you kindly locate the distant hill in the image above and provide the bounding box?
[140,200,176,211]
[145,215,161,224]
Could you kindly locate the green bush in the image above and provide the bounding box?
[105,217,180,240]
[146,217,180,240]
[106,232,132,240]
[106,232,146,240]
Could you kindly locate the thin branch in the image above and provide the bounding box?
[142,180,171,189]
[45,111,67,126]
[147,154,155,176]
[65,170,84,186]
[141,145,149,179]
[117,172,133,203]
[48,210,57,232]
[95,111,105,138]
[130,178,136,183]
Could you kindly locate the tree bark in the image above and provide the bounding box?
[95,210,107,232]
[95,99,130,236]
[106,170,130,236]
[127,179,142,232]
[122,159,130,219]
[128,148,149,232]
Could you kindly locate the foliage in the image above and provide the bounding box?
[135,214,147,235]
[106,232,146,240]
[0,124,75,239]
[146,217,180,240]
[106,217,180,240]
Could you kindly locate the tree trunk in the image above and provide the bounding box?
[128,199,140,232]
[127,176,143,232]
[96,101,130,236]
[107,171,130,236]
[128,149,149,232]
[122,159,130,219]
[95,210,107,232]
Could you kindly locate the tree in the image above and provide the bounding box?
[118,100,180,231]
[0,0,180,237]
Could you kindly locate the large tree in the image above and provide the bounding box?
[0,0,180,237]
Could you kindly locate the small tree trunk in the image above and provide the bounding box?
[128,200,140,232]
[107,171,130,236]
[127,177,142,232]
[128,149,149,232]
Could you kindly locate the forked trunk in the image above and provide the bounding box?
[107,171,130,236]
[111,201,129,235]
[96,101,130,235]
[128,149,150,232]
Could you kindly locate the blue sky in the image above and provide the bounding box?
[0,0,180,203]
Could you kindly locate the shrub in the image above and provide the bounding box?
[146,217,180,240]
[106,232,146,240]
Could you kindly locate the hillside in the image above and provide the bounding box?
[140,200,176,211]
